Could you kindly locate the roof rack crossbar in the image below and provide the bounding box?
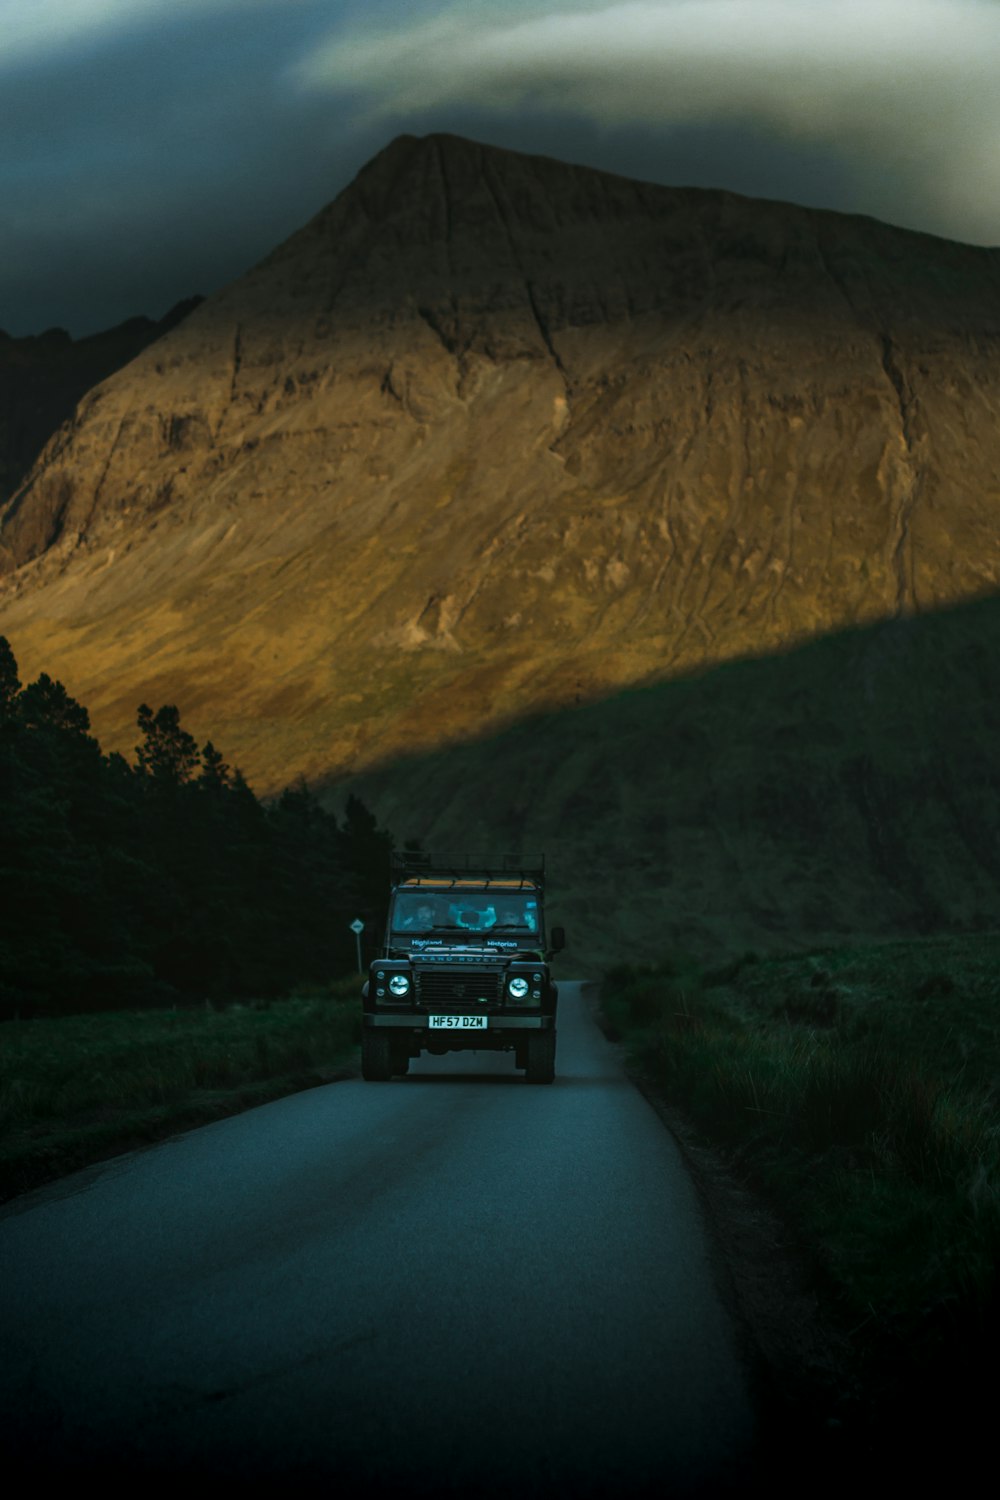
[391,851,545,884]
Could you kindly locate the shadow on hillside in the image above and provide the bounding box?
[320,589,1000,969]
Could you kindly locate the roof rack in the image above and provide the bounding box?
[391,851,545,886]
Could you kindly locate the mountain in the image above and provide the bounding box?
[1,131,1000,957]
[0,298,203,508]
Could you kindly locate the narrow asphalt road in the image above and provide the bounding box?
[0,982,759,1494]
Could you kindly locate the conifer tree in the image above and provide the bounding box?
[343,792,394,929]
[0,635,20,722]
[18,673,91,736]
[198,740,231,791]
[135,704,200,786]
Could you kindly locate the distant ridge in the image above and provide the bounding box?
[0,296,203,507]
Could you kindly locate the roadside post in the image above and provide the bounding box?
[350,917,364,974]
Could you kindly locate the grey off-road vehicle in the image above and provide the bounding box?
[361,852,564,1083]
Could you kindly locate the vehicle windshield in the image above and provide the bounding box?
[390,891,539,935]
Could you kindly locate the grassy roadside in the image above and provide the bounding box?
[0,976,362,1204]
[600,933,1000,1462]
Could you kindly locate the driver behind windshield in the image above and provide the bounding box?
[395,897,438,931]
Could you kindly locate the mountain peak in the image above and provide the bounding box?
[354,130,545,181]
[1,136,1000,798]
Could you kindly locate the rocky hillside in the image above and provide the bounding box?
[0,298,202,507]
[1,132,999,807]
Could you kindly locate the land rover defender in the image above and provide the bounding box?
[361,852,564,1083]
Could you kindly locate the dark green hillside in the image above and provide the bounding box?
[329,592,1000,971]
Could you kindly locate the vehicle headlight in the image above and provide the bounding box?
[389,974,411,996]
[508,976,530,999]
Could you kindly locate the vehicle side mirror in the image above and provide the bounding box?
[550,926,565,952]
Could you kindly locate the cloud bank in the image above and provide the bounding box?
[0,0,293,68]
[3,1,998,336]
[297,0,1000,245]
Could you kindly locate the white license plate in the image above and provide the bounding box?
[428,1015,488,1030]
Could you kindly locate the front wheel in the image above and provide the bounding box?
[525,1030,556,1084]
[362,1032,393,1081]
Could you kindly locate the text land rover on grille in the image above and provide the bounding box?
[361,853,564,1083]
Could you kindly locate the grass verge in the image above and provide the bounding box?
[601,933,1000,1473]
[0,976,361,1204]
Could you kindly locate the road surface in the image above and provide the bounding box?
[0,982,758,1493]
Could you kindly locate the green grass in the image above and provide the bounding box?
[601,933,1000,1400]
[0,976,362,1202]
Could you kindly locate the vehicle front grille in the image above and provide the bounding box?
[415,969,504,1008]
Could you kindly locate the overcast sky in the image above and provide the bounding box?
[3,0,999,337]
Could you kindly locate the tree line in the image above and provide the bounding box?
[0,637,392,1018]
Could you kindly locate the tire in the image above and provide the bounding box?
[391,1047,411,1076]
[525,1030,556,1084]
[362,1031,393,1081]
